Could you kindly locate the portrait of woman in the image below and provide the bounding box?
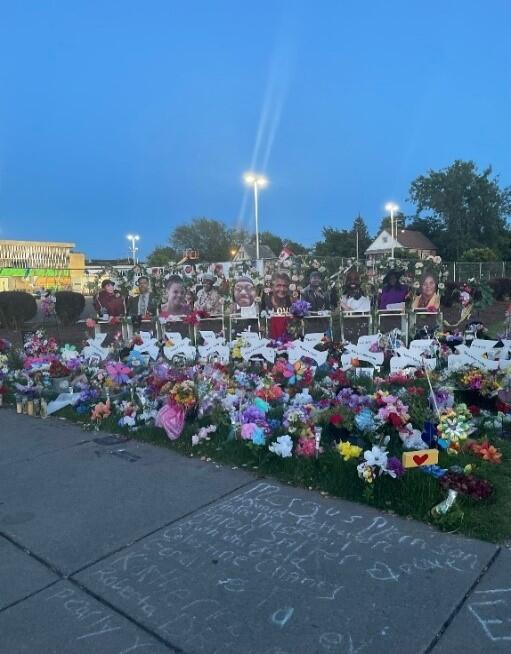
[160,275,190,317]
[93,279,126,318]
[379,271,408,310]
[264,272,292,313]
[194,273,222,314]
[412,273,440,311]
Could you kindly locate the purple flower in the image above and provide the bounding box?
[242,405,265,424]
[290,300,312,318]
[387,457,405,478]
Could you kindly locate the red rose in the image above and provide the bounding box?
[330,414,343,427]
[389,412,404,428]
[468,405,481,416]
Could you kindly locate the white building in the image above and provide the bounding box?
[366,229,437,259]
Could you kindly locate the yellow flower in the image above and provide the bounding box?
[337,440,363,461]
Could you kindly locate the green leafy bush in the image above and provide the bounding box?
[55,291,85,325]
[489,277,511,301]
[0,291,37,328]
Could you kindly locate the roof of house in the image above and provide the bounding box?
[395,230,436,251]
[237,243,276,259]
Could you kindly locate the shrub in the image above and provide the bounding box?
[0,291,37,328]
[460,247,498,262]
[440,281,458,308]
[489,277,511,301]
[55,291,85,325]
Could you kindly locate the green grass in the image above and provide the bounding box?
[54,406,511,544]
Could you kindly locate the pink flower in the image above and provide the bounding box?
[295,436,317,458]
[241,423,257,440]
[86,319,97,329]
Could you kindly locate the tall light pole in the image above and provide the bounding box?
[244,172,268,260]
[385,203,399,258]
[126,234,140,264]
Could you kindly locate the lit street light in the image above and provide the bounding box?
[126,234,140,264]
[244,172,268,259]
[385,203,399,258]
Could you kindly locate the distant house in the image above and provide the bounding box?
[232,243,276,261]
[365,230,437,259]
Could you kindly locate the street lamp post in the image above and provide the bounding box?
[243,172,268,260]
[385,203,399,258]
[126,234,140,264]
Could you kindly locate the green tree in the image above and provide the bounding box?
[170,218,233,261]
[408,160,511,259]
[146,246,177,266]
[378,211,406,234]
[406,215,445,248]
[460,247,498,262]
[351,215,371,256]
[314,215,371,258]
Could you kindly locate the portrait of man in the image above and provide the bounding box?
[340,271,370,312]
[127,275,157,321]
[301,270,329,311]
[233,275,257,311]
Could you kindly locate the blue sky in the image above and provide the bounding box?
[1,1,510,259]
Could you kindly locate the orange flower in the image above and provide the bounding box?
[91,401,111,422]
[467,440,502,464]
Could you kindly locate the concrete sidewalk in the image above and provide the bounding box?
[0,410,509,653]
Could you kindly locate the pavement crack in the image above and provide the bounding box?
[423,545,502,653]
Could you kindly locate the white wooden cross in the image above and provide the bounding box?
[287,339,328,367]
[82,333,110,361]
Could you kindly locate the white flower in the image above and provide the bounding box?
[363,445,388,468]
[434,256,442,264]
[438,282,445,290]
[415,262,423,269]
[289,283,296,291]
[269,435,293,458]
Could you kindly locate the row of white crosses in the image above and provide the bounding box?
[340,333,437,375]
[448,339,511,372]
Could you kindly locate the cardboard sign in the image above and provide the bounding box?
[82,334,110,361]
[240,305,257,318]
[287,340,328,366]
[402,449,439,469]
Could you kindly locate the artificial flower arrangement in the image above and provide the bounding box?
[3,316,509,527]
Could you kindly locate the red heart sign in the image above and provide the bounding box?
[413,454,429,466]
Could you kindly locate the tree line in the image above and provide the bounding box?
[147,160,511,265]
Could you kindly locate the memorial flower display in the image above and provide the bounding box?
[1,321,510,542]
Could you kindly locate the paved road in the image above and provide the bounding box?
[1,410,510,653]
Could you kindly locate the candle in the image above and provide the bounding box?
[16,396,23,414]
[27,400,34,416]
